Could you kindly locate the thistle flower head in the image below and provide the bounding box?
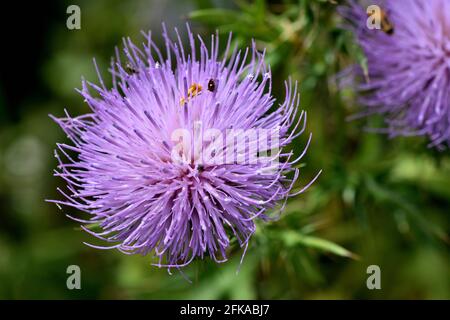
[50,25,317,269]
[340,0,450,148]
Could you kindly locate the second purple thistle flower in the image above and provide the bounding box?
[341,0,450,149]
[50,25,319,269]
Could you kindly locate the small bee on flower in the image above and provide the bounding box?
[180,83,203,106]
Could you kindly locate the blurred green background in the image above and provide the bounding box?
[0,0,448,299]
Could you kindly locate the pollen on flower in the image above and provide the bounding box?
[180,83,203,106]
[188,83,202,97]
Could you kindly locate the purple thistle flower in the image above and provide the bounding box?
[50,25,318,269]
[340,0,450,148]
